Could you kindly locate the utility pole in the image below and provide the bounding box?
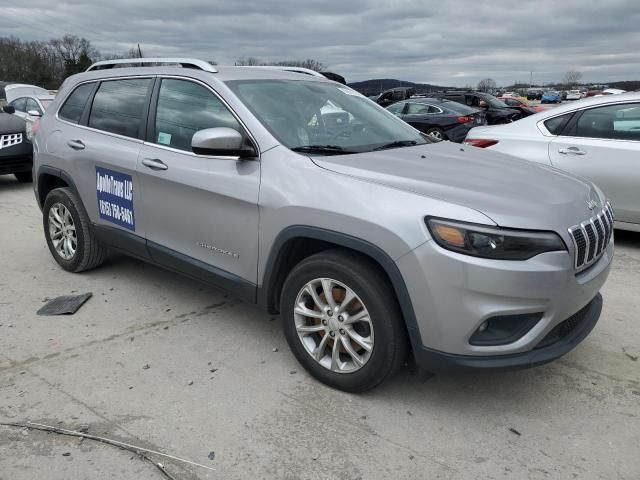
[137,44,143,58]
[530,71,533,87]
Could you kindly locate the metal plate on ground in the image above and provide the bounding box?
[37,293,93,316]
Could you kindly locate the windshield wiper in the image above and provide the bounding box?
[291,145,353,155]
[372,140,419,151]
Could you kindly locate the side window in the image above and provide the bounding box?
[26,98,42,115]
[575,103,640,141]
[406,103,430,115]
[88,78,151,138]
[59,83,95,124]
[154,79,241,152]
[386,102,405,114]
[544,113,572,135]
[10,97,27,112]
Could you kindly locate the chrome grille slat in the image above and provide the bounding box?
[0,133,23,150]
[568,203,613,271]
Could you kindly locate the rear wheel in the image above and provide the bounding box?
[43,187,106,272]
[425,127,445,141]
[14,172,32,183]
[281,249,408,392]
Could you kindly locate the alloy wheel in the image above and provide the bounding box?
[294,278,374,373]
[48,203,77,260]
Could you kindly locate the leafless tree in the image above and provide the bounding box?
[477,78,496,93]
[235,57,326,71]
[563,70,583,87]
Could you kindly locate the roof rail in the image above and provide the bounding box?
[87,58,217,73]
[239,66,325,78]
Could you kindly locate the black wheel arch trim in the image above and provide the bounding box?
[36,165,82,210]
[258,225,424,350]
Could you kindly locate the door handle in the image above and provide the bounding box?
[67,139,85,150]
[142,158,168,171]
[558,147,586,155]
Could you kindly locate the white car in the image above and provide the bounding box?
[6,84,55,140]
[464,93,640,232]
[566,90,582,101]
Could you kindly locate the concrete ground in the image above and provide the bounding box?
[1,175,638,480]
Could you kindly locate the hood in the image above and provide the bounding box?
[311,142,600,232]
[0,113,27,135]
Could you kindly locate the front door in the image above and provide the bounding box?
[136,77,260,287]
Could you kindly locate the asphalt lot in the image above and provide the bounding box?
[1,175,639,480]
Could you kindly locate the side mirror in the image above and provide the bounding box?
[27,110,42,117]
[479,100,488,108]
[191,127,256,158]
[2,105,15,114]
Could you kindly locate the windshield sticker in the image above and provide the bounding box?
[157,132,172,145]
[338,87,362,97]
[96,167,135,231]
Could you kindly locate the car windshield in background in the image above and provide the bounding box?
[226,80,427,154]
[39,99,53,110]
[485,96,509,108]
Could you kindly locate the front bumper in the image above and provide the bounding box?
[0,140,33,175]
[396,236,612,370]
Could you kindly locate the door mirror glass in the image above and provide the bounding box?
[192,127,256,157]
[2,105,15,114]
[27,109,42,117]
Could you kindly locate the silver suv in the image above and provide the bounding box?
[33,58,613,392]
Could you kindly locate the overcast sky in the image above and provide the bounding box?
[1,0,639,86]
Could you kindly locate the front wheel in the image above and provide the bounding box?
[281,249,408,392]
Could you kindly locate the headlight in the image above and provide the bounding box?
[426,218,566,260]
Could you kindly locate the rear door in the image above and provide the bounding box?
[136,77,260,287]
[57,77,153,241]
[549,102,640,224]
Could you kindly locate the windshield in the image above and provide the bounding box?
[226,80,427,154]
[484,96,509,108]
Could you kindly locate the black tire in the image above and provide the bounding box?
[14,171,32,183]
[425,127,446,141]
[281,249,408,392]
[43,187,106,272]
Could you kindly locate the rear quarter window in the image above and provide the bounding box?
[59,83,95,124]
[543,113,572,135]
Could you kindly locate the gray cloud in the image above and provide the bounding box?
[1,0,639,85]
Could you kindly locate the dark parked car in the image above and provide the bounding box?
[375,87,415,107]
[497,96,540,117]
[0,105,33,182]
[526,89,543,100]
[386,97,486,142]
[431,91,521,124]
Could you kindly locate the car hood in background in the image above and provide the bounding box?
[311,141,599,232]
[0,113,27,135]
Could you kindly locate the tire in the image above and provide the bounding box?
[14,171,32,183]
[43,187,106,272]
[281,248,408,392]
[425,127,446,141]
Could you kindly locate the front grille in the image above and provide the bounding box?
[568,203,614,271]
[0,133,23,150]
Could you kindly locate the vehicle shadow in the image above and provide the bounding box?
[0,175,32,191]
[613,228,640,248]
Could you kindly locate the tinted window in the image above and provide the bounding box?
[154,79,240,151]
[10,97,26,112]
[575,103,640,141]
[26,98,42,115]
[59,83,95,124]
[439,101,477,115]
[88,79,151,138]
[386,102,405,114]
[544,113,572,135]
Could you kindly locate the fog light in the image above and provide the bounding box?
[469,313,543,346]
[478,321,489,332]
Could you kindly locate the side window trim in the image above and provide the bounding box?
[147,76,259,157]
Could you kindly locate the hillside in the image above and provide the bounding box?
[348,78,448,96]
